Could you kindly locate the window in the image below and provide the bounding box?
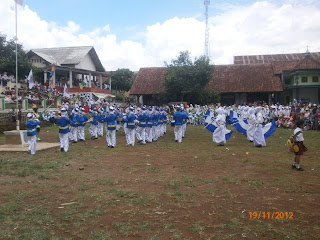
[301,77,308,83]
[284,79,290,85]
[312,76,319,82]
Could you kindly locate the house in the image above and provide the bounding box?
[130,51,320,105]
[236,52,320,104]
[27,46,112,101]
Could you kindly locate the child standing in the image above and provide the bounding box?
[292,120,307,171]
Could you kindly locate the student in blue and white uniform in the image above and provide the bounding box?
[145,107,153,143]
[152,107,159,142]
[173,106,185,143]
[26,112,41,155]
[104,106,118,148]
[89,109,99,140]
[69,108,80,143]
[181,106,188,138]
[56,107,71,152]
[125,106,137,146]
[97,108,105,137]
[136,106,147,144]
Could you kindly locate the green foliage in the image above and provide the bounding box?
[163,51,217,104]
[115,94,124,101]
[152,88,167,105]
[0,33,35,79]
[111,68,135,92]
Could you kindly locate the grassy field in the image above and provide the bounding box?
[0,124,319,240]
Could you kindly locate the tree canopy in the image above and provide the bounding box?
[111,68,136,92]
[156,51,219,104]
[0,33,34,79]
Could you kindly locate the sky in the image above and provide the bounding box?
[1,0,320,71]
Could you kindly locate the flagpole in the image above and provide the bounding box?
[15,0,20,130]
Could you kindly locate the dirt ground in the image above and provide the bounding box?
[0,125,319,240]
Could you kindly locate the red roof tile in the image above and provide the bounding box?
[292,54,320,70]
[129,67,167,95]
[207,64,283,93]
[271,61,299,74]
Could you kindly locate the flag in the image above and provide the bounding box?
[15,0,23,6]
[49,64,56,89]
[27,69,34,89]
[63,84,70,98]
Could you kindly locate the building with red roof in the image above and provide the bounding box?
[130,51,320,105]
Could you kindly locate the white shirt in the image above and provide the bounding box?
[294,127,304,142]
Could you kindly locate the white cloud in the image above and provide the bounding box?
[0,1,320,71]
[103,24,111,32]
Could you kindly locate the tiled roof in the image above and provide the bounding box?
[27,46,105,72]
[234,52,320,64]
[129,67,167,95]
[292,54,320,71]
[271,61,299,74]
[207,64,283,93]
[271,54,320,74]
[130,64,283,95]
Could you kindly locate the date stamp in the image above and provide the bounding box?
[249,211,293,220]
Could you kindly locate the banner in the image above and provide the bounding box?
[63,83,70,98]
[27,69,34,89]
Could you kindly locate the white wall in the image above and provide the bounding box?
[76,53,96,71]
[30,56,47,68]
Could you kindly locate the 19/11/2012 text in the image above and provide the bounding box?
[249,211,293,220]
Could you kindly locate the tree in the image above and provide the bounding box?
[0,33,34,79]
[164,51,217,104]
[111,68,135,92]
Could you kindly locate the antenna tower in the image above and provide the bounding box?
[204,0,210,58]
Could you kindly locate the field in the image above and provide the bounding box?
[0,124,319,240]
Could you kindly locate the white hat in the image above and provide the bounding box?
[27,113,33,118]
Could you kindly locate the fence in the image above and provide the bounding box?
[0,96,60,112]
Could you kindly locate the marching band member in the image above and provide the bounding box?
[253,107,266,147]
[173,106,186,143]
[125,106,137,146]
[56,107,71,152]
[146,107,153,143]
[247,108,256,142]
[213,107,227,146]
[104,106,118,148]
[97,108,105,137]
[163,107,168,135]
[136,106,147,144]
[69,108,80,143]
[26,112,41,155]
[78,108,88,141]
[89,109,99,140]
[152,107,159,142]
[181,106,188,138]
